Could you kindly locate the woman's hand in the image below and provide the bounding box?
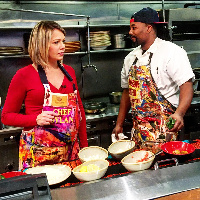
[36,111,58,126]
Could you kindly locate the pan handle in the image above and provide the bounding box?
[154,158,178,170]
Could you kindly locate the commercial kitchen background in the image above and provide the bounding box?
[0,0,200,172]
[0,0,200,101]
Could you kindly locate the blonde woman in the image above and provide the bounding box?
[2,21,88,170]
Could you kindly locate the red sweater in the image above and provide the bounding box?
[2,64,88,148]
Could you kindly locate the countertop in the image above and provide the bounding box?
[51,161,200,200]
[83,96,200,122]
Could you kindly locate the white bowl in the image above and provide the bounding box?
[121,150,155,172]
[108,140,135,160]
[25,164,71,185]
[72,159,109,182]
[78,146,108,163]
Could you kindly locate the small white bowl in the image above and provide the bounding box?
[121,150,155,172]
[108,140,135,160]
[72,159,109,182]
[78,146,108,163]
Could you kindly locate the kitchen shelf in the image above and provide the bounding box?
[0,20,130,30]
[0,24,87,30]
[0,48,135,58]
[1,48,197,58]
[187,51,200,55]
[90,48,134,53]
[0,23,130,30]
[0,52,87,58]
[0,54,30,58]
[0,126,22,134]
[89,24,129,28]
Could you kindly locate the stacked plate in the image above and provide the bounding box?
[0,46,24,56]
[90,31,111,50]
[64,41,81,53]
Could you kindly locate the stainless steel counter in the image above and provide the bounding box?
[84,96,200,122]
[51,161,200,200]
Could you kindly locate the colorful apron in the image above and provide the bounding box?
[19,63,81,170]
[128,53,177,145]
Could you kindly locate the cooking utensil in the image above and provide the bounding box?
[144,149,163,161]
[161,141,195,156]
[83,102,107,114]
[113,34,125,49]
[109,92,122,104]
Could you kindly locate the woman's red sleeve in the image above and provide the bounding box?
[1,69,38,128]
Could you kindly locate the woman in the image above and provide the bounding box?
[1,21,88,170]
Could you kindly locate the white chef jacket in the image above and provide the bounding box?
[121,37,195,108]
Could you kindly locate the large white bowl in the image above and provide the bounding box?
[72,159,109,182]
[78,146,108,163]
[108,140,135,160]
[121,150,155,172]
[25,164,71,185]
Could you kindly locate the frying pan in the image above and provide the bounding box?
[83,102,107,114]
[161,141,195,156]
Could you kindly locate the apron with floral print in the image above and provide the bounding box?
[19,64,81,170]
[128,53,177,145]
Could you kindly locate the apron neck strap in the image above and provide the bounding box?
[133,57,138,65]
[148,52,153,65]
[37,62,76,91]
[132,52,153,66]
[38,65,48,84]
[57,61,76,91]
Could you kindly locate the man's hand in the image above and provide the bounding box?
[112,125,123,140]
[111,88,131,140]
[168,79,193,132]
[167,113,184,132]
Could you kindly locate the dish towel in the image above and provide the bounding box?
[111,133,128,143]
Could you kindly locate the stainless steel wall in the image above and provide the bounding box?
[0,1,200,21]
[0,1,200,103]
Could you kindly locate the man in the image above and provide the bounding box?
[112,7,194,144]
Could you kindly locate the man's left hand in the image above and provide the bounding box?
[167,113,184,132]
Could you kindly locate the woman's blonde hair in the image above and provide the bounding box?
[28,21,66,68]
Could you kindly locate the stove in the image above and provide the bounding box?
[84,96,132,149]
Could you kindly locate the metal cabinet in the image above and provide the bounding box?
[0,128,22,173]
[86,114,132,149]
[183,103,200,140]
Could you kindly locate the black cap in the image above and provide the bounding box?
[131,7,166,24]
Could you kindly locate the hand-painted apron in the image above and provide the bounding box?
[19,63,81,170]
[128,53,177,145]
